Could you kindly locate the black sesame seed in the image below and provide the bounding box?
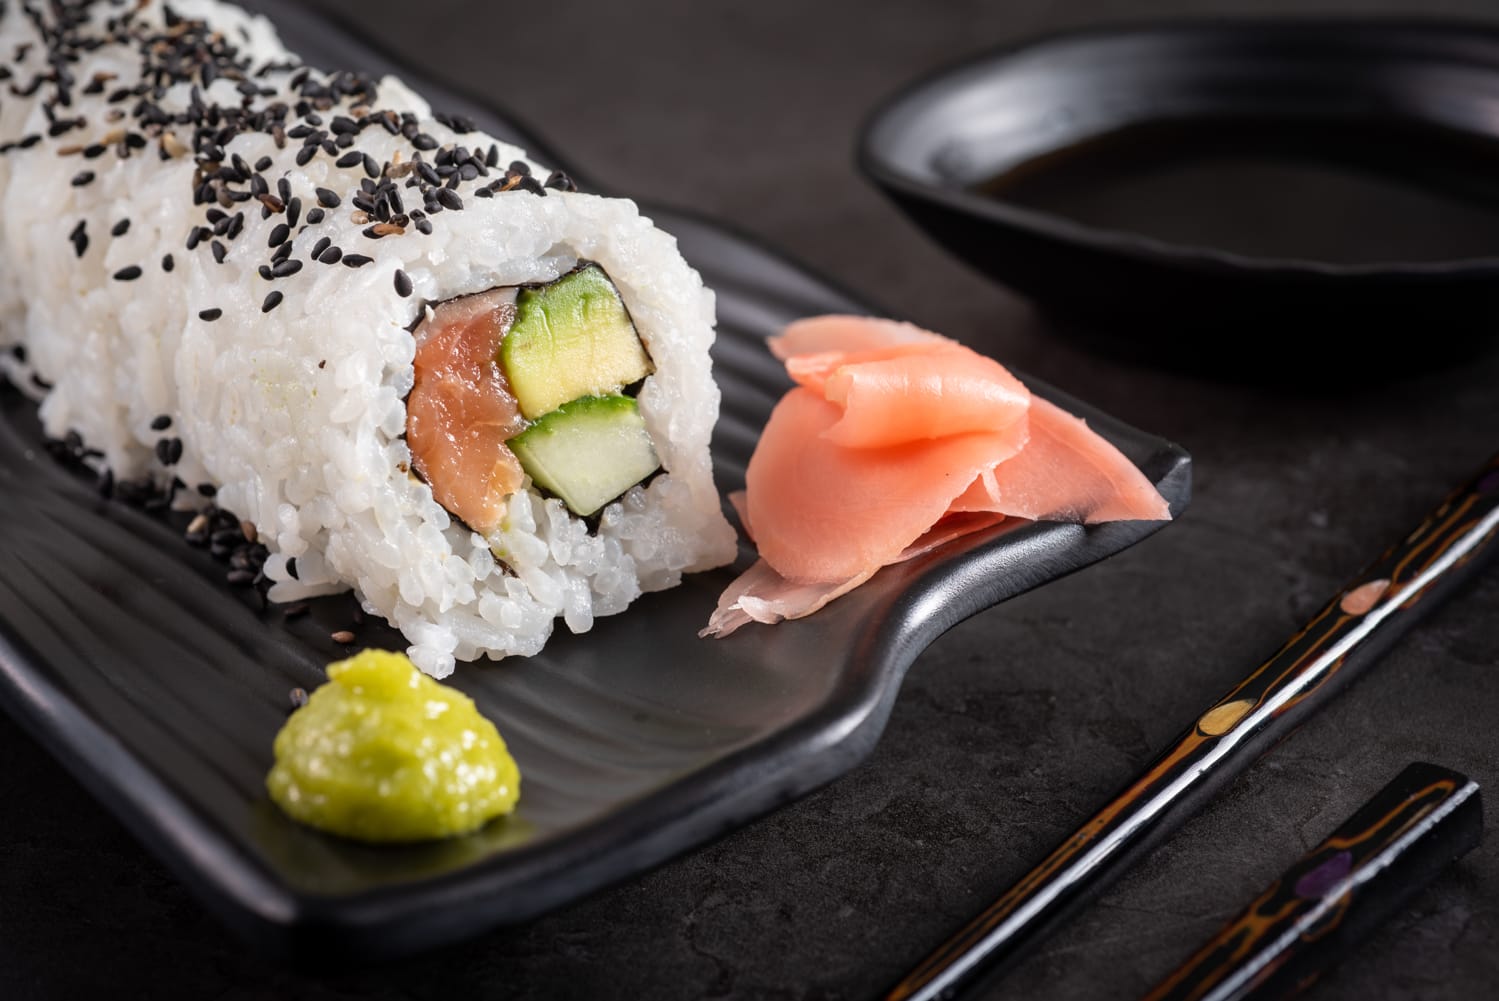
[335,151,362,168]
[268,222,290,247]
[278,178,292,202]
[295,145,316,167]
[393,269,412,297]
[211,240,227,264]
[258,264,274,280]
[70,170,94,186]
[111,219,130,237]
[317,245,342,265]
[287,198,301,228]
[197,483,217,498]
[306,207,326,225]
[363,154,380,178]
[315,187,339,208]
[262,290,283,313]
[342,254,372,268]
[255,156,273,172]
[415,218,433,235]
[112,265,142,281]
[150,414,172,431]
[436,188,463,211]
[286,556,299,579]
[271,259,302,278]
[412,133,438,151]
[198,308,222,321]
[311,236,331,258]
[162,254,174,272]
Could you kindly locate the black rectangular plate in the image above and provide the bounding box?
[0,0,1190,964]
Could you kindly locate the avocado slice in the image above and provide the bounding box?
[508,395,660,517]
[501,265,653,420]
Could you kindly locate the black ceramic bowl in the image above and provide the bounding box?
[858,20,1499,374]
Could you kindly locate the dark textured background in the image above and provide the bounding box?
[5,0,1499,998]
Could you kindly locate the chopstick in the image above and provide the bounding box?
[1141,761,1482,1001]
[885,453,1499,1001]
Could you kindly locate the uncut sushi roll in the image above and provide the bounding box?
[0,0,736,675]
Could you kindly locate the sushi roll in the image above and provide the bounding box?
[0,0,736,675]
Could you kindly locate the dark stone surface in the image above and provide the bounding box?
[4,0,1498,998]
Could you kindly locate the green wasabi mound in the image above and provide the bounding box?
[267,649,520,843]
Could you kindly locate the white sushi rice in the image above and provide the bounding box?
[0,0,736,675]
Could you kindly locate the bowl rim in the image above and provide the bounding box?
[856,15,1499,279]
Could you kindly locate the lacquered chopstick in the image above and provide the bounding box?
[886,453,1499,1001]
[1142,761,1482,1001]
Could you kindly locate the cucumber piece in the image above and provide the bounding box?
[508,395,660,517]
[501,264,653,420]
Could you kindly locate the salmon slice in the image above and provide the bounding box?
[745,387,1028,582]
[406,290,528,535]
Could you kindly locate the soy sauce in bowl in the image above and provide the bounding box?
[858,20,1499,376]
[976,115,1499,266]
